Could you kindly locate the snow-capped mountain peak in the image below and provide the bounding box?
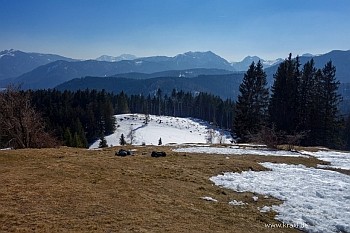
[231,55,283,71]
[96,54,137,62]
[0,49,18,58]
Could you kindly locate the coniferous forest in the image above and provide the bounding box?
[0,55,349,150]
[234,54,349,149]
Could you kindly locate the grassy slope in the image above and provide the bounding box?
[0,146,322,233]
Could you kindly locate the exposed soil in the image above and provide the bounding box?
[0,146,321,232]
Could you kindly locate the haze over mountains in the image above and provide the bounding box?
[0,49,75,80]
[0,49,349,103]
[0,49,283,83]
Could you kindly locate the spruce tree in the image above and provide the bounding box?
[298,59,317,131]
[64,127,73,146]
[99,134,108,148]
[253,60,270,123]
[158,137,162,145]
[73,132,84,148]
[319,61,342,147]
[269,54,300,133]
[234,61,269,141]
[344,115,350,150]
[119,133,126,146]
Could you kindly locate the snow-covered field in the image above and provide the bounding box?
[89,114,233,148]
[210,163,350,233]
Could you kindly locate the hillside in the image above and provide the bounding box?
[89,114,234,149]
[56,73,244,100]
[0,49,75,80]
[5,59,169,90]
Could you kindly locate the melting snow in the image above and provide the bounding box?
[174,146,350,171]
[210,162,350,233]
[201,196,218,202]
[300,150,350,170]
[259,206,271,213]
[229,200,247,206]
[173,146,307,157]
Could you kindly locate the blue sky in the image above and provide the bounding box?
[0,0,349,61]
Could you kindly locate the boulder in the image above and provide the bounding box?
[151,151,166,158]
[116,149,132,156]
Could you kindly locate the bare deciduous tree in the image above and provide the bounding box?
[0,86,58,149]
[248,125,307,150]
[128,125,135,145]
[206,129,215,144]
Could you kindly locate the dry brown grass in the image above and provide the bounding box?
[0,145,321,233]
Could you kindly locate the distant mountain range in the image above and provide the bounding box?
[264,50,350,84]
[0,49,349,95]
[0,49,279,83]
[95,52,282,71]
[0,49,75,80]
[1,51,241,89]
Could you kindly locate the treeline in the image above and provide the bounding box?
[125,90,235,130]
[30,89,116,147]
[24,89,235,148]
[234,54,349,149]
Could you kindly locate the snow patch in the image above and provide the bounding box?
[174,146,307,157]
[0,147,13,151]
[210,162,350,233]
[201,196,218,202]
[229,200,247,206]
[259,206,271,213]
[0,50,16,58]
[300,150,350,170]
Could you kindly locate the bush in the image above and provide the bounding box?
[248,125,307,150]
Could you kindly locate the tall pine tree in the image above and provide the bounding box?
[344,115,350,150]
[298,59,317,131]
[269,54,300,133]
[318,61,342,147]
[234,61,269,141]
